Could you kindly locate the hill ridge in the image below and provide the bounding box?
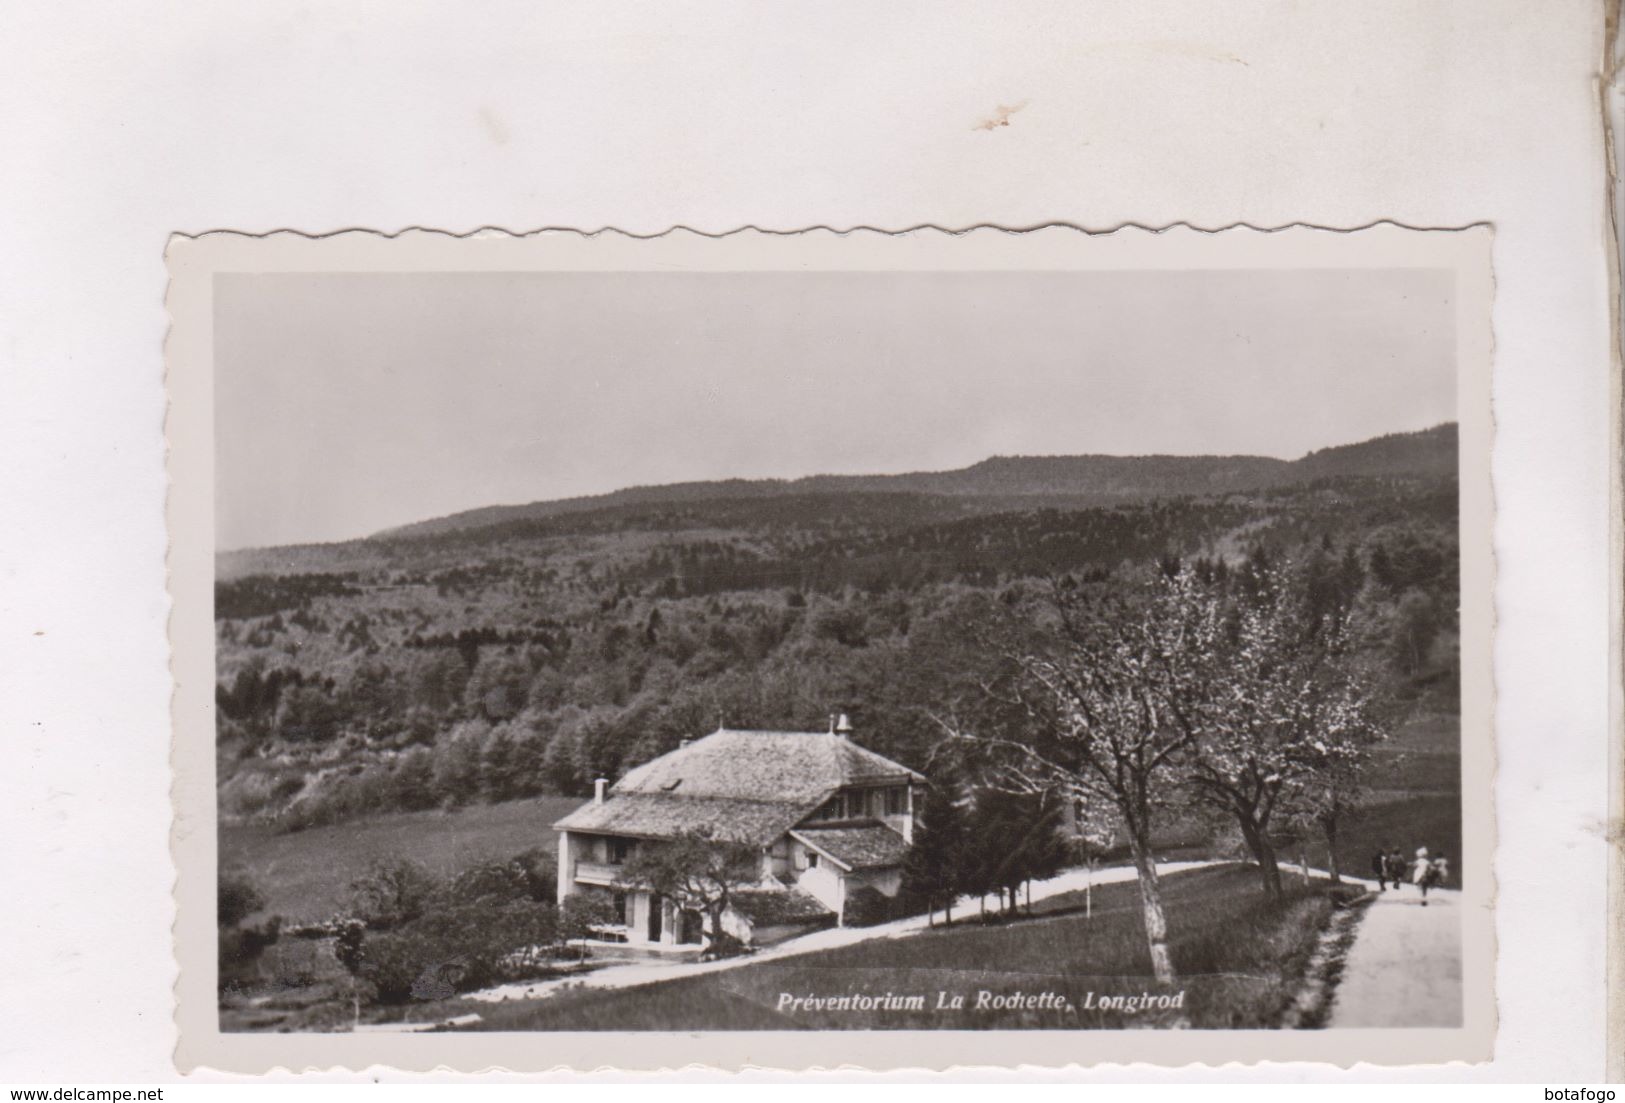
[375,422,1456,542]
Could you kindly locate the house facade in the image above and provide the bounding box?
[553,717,924,949]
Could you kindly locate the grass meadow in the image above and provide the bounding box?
[460,864,1354,1032]
[219,794,582,923]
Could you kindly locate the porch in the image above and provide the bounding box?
[563,936,706,963]
[573,887,707,949]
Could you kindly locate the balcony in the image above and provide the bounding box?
[573,860,626,886]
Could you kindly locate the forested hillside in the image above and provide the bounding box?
[214,424,1461,833]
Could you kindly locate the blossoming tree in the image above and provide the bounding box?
[949,569,1220,985]
[1180,565,1388,900]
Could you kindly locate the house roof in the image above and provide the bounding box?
[727,888,835,927]
[613,728,924,803]
[790,823,911,871]
[553,728,923,846]
[553,792,815,847]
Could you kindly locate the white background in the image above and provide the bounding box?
[0,0,1611,1083]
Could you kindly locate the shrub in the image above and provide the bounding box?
[887,884,932,922]
[559,892,619,956]
[345,923,443,1004]
[510,847,558,902]
[809,603,869,647]
[218,869,281,990]
[334,855,562,1005]
[842,885,896,928]
[345,858,437,930]
[700,929,748,961]
[217,770,281,819]
[450,859,532,905]
[219,868,266,926]
[256,931,337,989]
[342,899,558,1004]
[333,918,366,975]
[218,918,283,991]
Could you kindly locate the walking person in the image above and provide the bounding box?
[1411,846,1432,905]
[1385,847,1406,889]
[1371,846,1391,890]
[1427,852,1450,893]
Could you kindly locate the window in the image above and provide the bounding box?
[608,837,631,864]
[807,850,819,868]
[815,794,845,821]
[884,787,907,816]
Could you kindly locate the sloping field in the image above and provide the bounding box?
[219,794,582,924]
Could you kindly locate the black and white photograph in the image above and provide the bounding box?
[166,227,1493,1069]
[7,0,1618,1088]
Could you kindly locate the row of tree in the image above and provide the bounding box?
[938,555,1390,984]
[900,787,1075,925]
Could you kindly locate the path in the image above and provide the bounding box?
[1326,883,1463,1027]
[464,859,1210,1006]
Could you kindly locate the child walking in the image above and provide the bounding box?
[1371,846,1391,890]
[1385,848,1406,889]
[1426,852,1450,894]
[1411,846,1433,905]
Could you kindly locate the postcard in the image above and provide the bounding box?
[167,224,1494,1070]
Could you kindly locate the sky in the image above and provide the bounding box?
[214,267,1456,550]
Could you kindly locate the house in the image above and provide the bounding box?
[552,715,924,949]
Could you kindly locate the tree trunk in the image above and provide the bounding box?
[1322,816,1342,884]
[1127,834,1175,985]
[1237,815,1284,901]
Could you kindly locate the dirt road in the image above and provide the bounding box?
[1327,883,1462,1027]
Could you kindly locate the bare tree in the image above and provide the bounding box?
[947,570,1219,985]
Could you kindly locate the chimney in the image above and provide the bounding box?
[835,713,853,739]
[828,713,837,734]
[593,778,607,805]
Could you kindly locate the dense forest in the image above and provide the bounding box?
[214,424,1461,834]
